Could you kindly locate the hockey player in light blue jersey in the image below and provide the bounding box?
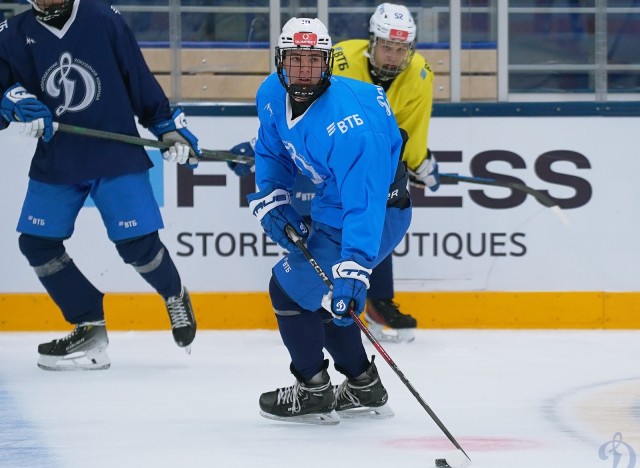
[0,0,201,370]
[247,17,412,424]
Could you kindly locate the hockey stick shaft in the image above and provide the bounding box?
[54,122,254,164]
[411,172,570,226]
[442,173,556,208]
[284,225,470,462]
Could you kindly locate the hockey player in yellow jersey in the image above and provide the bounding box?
[331,3,440,343]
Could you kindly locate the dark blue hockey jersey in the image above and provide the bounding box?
[0,0,172,184]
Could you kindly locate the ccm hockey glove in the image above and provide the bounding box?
[247,186,308,252]
[1,84,54,142]
[149,108,202,168]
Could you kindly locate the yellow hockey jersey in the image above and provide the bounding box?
[332,39,434,171]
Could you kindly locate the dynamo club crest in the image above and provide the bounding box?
[599,432,637,468]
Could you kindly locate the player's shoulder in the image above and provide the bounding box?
[82,0,119,14]
[390,50,433,89]
[0,9,30,40]
[325,78,390,121]
[256,73,285,113]
[79,0,124,25]
[330,75,379,96]
[257,73,283,98]
[328,76,383,113]
[333,39,368,55]
[409,50,433,78]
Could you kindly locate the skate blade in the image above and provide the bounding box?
[183,345,192,355]
[37,347,111,371]
[338,403,394,419]
[259,409,340,425]
[366,323,415,344]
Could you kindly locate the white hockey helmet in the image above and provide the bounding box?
[368,3,417,80]
[277,17,333,51]
[27,0,74,22]
[275,18,334,101]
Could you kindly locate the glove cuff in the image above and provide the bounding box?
[248,188,290,221]
[332,261,372,289]
[4,84,36,104]
[1,83,37,122]
[148,107,186,137]
[415,153,437,177]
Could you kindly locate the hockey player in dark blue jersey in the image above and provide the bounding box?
[0,0,201,370]
[246,17,412,424]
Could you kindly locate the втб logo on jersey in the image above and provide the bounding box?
[42,52,100,117]
[326,114,364,136]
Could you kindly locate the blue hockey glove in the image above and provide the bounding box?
[327,260,372,327]
[149,108,202,168]
[227,139,255,177]
[411,150,440,192]
[1,84,54,142]
[247,186,308,252]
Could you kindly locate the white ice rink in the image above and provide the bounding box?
[0,329,638,468]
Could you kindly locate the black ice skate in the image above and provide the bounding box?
[165,286,197,354]
[364,298,416,343]
[335,356,394,419]
[37,320,110,371]
[259,362,339,425]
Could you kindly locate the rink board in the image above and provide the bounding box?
[2,291,640,331]
[1,103,639,331]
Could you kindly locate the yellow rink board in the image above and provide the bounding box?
[1,291,640,331]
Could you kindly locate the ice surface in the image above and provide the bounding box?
[0,329,638,468]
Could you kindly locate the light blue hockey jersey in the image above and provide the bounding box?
[253,73,404,267]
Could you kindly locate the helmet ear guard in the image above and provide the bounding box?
[275,18,334,101]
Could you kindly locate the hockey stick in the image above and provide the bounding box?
[53,122,254,164]
[284,224,471,463]
[410,172,570,226]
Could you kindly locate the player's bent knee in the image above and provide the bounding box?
[115,231,164,272]
[18,233,67,272]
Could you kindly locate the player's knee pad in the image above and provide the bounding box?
[269,275,307,317]
[18,234,69,276]
[115,232,164,273]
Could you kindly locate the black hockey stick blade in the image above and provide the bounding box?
[54,122,254,164]
[284,225,471,462]
[410,172,570,226]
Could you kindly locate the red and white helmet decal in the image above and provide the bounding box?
[389,28,409,42]
[293,32,318,47]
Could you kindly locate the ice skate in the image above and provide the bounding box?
[259,367,339,425]
[364,298,416,343]
[165,286,196,354]
[37,320,110,371]
[335,356,394,419]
